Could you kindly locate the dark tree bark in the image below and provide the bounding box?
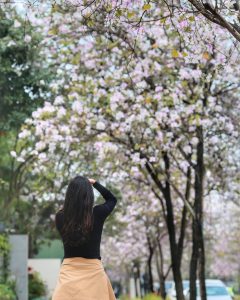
[144,153,185,300]
[146,235,155,293]
[163,184,184,300]
[132,260,142,298]
[134,260,143,298]
[156,239,167,299]
[189,126,207,300]
[196,126,207,300]
[189,217,199,300]
[178,166,191,265]
[198,225,207,300]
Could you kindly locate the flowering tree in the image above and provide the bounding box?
[101,179,171,298]
[204,194,240,280]
[0,6,55,257]
[10,2,240,299]
[7,0,240,43]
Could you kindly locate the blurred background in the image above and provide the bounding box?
[0,1,239,300]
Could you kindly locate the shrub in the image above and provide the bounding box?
[28,270,47,300]
[0,283,16,300]
[0,234,11,281]
[0,234,17,300]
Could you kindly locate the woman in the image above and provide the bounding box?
[52,175,118,300]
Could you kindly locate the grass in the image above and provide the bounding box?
[143,295,163,300]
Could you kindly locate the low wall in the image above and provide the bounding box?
[9,234,28,300]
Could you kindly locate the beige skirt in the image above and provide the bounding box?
[52,257,116,300]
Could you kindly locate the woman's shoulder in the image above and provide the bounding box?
[55,208,64,230]
[55,208,64,220]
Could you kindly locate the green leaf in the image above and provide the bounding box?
[105,3,112,12]
[51,4,63,13]
[179,15,185,21]
[87,19,94,27]
[108,41,120,50]
[134,143,140,150]
[188,16,195,22]
[127,11,136,19]
[142,3,151,10]
[184,26,192,32]
[48,26,58,35]
[160,17,167,24]
[171,49,179,58]
[116,8,122,17]
[71,53,81,65]
[195,114,201,126]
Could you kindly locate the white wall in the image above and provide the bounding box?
[28,258,62,298]
[9,234,28,300]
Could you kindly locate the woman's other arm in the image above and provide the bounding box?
[89,178,117,219]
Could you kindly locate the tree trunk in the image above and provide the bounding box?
[156,240,166,299]
[133,260,142,298]
[147,235,154,293]
[162,154,185,300]
[145,154,185,300]
[178,166,191,265]
[196,126,207,300]
[198,226,207,300]
[189,126,207,300]
[189,219,199,300]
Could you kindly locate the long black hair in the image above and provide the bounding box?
[60,175,94,247]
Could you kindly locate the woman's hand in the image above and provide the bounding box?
[88,178,96,184]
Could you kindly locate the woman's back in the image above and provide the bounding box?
[55,181,117,260]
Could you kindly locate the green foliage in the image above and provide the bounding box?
[6,198,58,257]
[28,271,47,300]
[0,234,10,256]
[0,6,54,234]
[0,7,53,131]
[0,130,16,193]
[0,282,16,300]
[0,234,11,280]
[142,4,151,10]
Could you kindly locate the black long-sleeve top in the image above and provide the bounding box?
[55,181,117,260]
